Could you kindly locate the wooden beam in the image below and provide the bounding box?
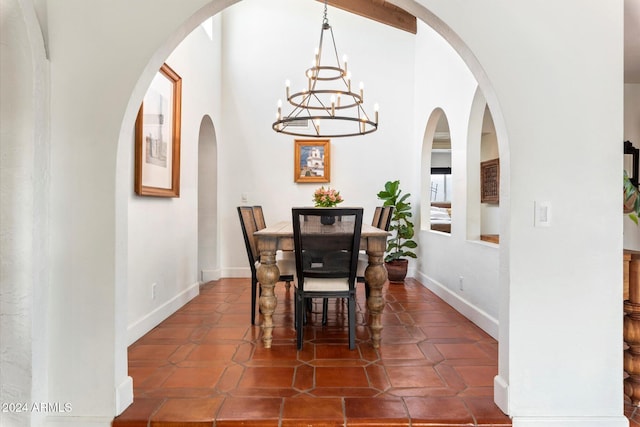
[318,0,417,34]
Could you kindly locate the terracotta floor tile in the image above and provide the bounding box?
[186,344,237,361]
[129,344,180,360]
[316,366,369,388]
[216,397,282,421]
[385,365,445,389]
[113,398,165,427]
[282,396,343,424]
[344,397,409,424]
[454,365,497,388]
[202,326,249,341]
[434,343,493,360]
[113,278,516,427]
[462,396,511,425]
[378,343,426,360]
[150,397,223,426]
[161,366,225,388]
[405,396,474,426]
[238,366,296,388]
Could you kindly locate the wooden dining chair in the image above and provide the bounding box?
[252,205,266,230]
[292,207,363,350]
[237,206,294,325]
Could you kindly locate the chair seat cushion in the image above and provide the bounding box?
[356,253,368,277]
[295,277,350,292]
[255,251,296,276]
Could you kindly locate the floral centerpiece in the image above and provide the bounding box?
[313,186,344,207]
[313,186,343,225]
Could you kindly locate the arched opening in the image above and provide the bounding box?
[422,109,453,234]
[111,1,516,422]
[198,115,219,282]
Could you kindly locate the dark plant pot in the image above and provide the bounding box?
[385,259,408,283]
[321,215,336,225]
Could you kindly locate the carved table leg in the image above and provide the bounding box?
[625,253,640,405]
[365,237,388,349]
[256,249,279,349]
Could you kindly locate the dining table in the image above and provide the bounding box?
[254,219,390,349]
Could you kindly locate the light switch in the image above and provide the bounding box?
[241,193,248,203]
[534,201,551,227]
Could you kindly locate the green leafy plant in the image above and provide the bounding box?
[624,170,640,225]
[377,180,418,262]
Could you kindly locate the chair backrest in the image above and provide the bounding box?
[292,207,363,291]
[252,206,266,230]
[371,206,383,228]
[237,206,259,271]
[378,206,394,231]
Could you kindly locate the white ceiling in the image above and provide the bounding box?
[625,0,640,83]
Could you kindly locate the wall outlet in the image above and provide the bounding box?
[459,276,464,290]
[151,283,157,300]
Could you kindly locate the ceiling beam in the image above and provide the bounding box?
[318,0,417,34]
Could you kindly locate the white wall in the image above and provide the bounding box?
[218,0,416,277]
[126,19,223,344]
[413,21,500,338]
[0,1,50,426]
[410,1,623,424]
[625,83,640,250]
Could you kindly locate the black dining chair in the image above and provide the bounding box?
[237,206,294,325]
[292,207,363,350]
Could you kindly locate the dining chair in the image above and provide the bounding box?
[237,206,294,325]
[252,205,266,230]
[371,206,383,230]
[292,207,363,350]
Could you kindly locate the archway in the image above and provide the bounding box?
[113,0,512,417]
[198,115,219,282]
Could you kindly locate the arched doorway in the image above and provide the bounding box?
[198,115,219,282]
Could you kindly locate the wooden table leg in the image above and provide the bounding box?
[365,236,388,349]
[625,252,640,405]
[256,247,279,349]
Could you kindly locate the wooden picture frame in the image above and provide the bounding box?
[294,139,330,183]
[135,63,182,197]
[481,158,500,204]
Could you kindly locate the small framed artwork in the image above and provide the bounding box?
[294,139,330,183]
[481,158,500,204]
[135,63,182,197]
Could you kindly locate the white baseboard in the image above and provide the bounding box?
[115,375,133,415]
[494,374,510,414]
[201,269,221,282]
[512,416,629,426]
[127,281,200,345]
[223,267,251,278]
[416,271,499,339]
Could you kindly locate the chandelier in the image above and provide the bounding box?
[272,1,379,138]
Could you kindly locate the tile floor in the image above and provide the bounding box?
[114,277,514,426]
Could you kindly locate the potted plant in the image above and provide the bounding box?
[377,180,418,282]
[625,170,640,225]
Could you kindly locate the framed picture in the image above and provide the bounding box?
[294,139,330,183]
[480,158,500,204]
[135,63,182,197]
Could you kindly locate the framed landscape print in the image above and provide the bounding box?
[294,139,330,183]
[135,63,182,197]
